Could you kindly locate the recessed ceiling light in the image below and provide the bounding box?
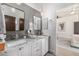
[11,8,15,13]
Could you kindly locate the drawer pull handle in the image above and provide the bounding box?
[19,47,24,50]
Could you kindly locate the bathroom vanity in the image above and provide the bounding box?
[0,3,49,56]
[0,36,49,56]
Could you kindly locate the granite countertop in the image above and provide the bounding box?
[6,38,36,48]
[6,35,48,48]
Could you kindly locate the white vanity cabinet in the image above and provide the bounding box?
[42,38,46,55]
[31,39,42,56]
[42,36,49,56]
[1,36,49,56]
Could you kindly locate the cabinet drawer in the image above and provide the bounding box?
[18,44,26,50]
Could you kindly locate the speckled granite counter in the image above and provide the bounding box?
[6,35,48,48]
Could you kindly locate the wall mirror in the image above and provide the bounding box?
[1,4,25,41]
[33,16,42,35]
[34,16,41,30]
[1,4,25,31]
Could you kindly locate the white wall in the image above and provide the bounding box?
[56,4,79,39]
[57,14,79,38]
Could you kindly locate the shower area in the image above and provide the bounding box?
[56,4,79,56]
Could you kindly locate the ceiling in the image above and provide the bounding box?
[26,3,75,12]
[26,3,43,12]
[26,3,76,19]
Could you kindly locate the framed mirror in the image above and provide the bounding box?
[1,4,25,31]
[34,16,41,30]
[1,4,25,41]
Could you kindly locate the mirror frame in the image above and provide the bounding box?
[1,3,25,33]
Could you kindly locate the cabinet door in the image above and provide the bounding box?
[3,46,18,56]
[42,37,49,56]
[42,38,46,56]
[45,37,49,53]
[18,43,28,56]
[26,43,32,56]
[32,40,42,56]
[18,43,32,56]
